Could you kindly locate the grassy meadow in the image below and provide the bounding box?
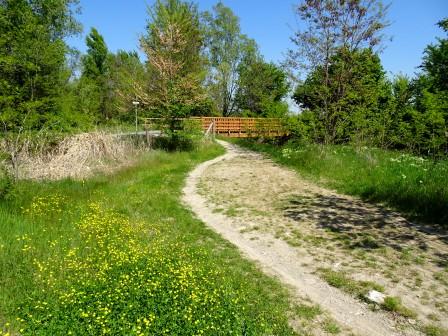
[0,143,297,335]
[233,139,448,226]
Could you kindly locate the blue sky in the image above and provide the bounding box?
[67,0,448,78]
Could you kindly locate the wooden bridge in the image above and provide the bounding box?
[143,117,288,138]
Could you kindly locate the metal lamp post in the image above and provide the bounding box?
[132,101,140,134]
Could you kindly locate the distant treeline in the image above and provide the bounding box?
[0,0,446,156]
[0,0,288,133]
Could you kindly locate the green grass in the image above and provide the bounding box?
[422,324,448,336]
[0,143,296,335]
[317,268,420,320]
[382,297,417,319]
[317,268,385,299]
[225,206,240,217]
[294,303,322,320]
[233,139,448,225]
[323,319,341,334]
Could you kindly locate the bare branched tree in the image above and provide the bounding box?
[287,0,390,76]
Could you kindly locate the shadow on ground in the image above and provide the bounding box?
[283,194,448,263]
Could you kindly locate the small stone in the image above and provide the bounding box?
[365,290,386,304]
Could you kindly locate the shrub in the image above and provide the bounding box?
[154,119,204,151]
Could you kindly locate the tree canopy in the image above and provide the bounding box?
[0,0,446,156]
[139,0,207,124]
[0,0,81,131]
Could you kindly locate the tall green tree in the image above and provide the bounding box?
[107,50,147,121]
[412,18,448,155]
[0,0,81,132]
[204,2,258,116]
[139,0,206,128]
[387,75,420,151]
[78,27,110,121]
[83,28,109,79]
[236,60,289,117]
[294,48,390,144]
[421,18,448,92]
[287,0,390,144]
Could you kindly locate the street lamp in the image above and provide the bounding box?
[132,101,140,134]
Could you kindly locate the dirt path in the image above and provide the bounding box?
[182,140,447,336]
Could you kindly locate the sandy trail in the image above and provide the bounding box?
[183,140,447,336]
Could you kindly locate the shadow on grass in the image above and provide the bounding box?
[283,194,448,264]
[233,139,448,227]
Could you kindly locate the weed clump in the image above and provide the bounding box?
[318,268,384,298]
[382,296,417,319]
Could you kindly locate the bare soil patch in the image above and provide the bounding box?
[184,140,448,336]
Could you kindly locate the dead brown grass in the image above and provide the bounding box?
[2,132,143,181]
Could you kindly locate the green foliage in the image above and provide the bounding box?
[410,18,448,156]
[0,165,12,200]
[77,27,116,122]
[236,61,289,117]
[0,144,295,335]
[83,28,109,79]
[76,33,147,125]
[288,4,446,157]
[294,48,390,145]
[422,19,448,92]
[382,296,417,318]
[286,0,390,78]
[203,2,259,116]
[292,21,448,157]
[145,0,204,76]
[106,50,147,121]
[154,119,204,151]
[0,0,81,132]
[139,0,207,127]
[77,28,110,122]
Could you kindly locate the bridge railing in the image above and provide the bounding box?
[142,117,288,138]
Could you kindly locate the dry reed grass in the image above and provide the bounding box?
[1,132,143,180]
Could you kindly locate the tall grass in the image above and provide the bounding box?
[234,139,448,226]
[0,143,295,335]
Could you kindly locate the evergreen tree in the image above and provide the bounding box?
[421,18,448,92]
[413,18,448,155]
[294,48,390,145]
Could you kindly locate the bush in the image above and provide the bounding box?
[154,119,204,151]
